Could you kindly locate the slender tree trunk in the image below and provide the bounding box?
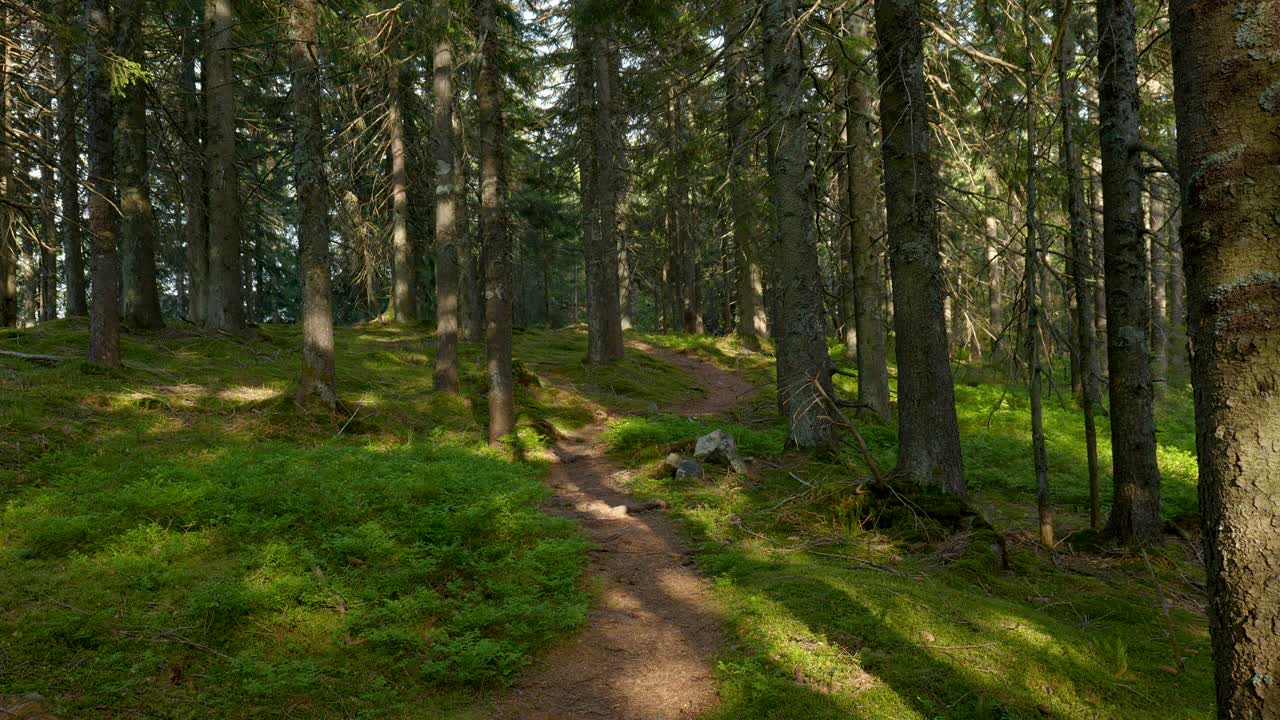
[290,0,337,408]
[763,0,834,451]
[117,0,164,329]
[39,45,57,323]
[1058,0,1101,529]
[1098,0,1162,543]
[432,0,460,392]
[476,0,512,445]
[204,0,245,333]
[0,11,14,329]
[1089,166,1108,372]
[843,10,891,422]
[983,176,1003,355]
[1171,2,1280,714]
[385,27,417,323]
[1024,6,1051,547]
[56,0,87,317]
[1149,180,1169,397]
[85,0,120,366]
[1168,206,1186,377]
[875,0,964,494]
[726,37,766,348]
[178,0,207,323]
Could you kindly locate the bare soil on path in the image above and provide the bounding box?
[492,343,755,720]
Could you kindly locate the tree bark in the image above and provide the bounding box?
[1097,0,1162,543]
[290,0,337,408]
[725,29,766,348]
[1148,179,1169,397]
[875,0,964,494]
[178,0,207,324]
[432,0,460,392]
[763,0,834,451]
[85,0,120,366]
[476,0,512,445]
[117,0,164,329]
[1058,0,1101,529]
[843,10,890,422]
[576,17,624,363]
[0,10,14,329]
[1171,1,1280,715]
[385,26,417,323]
[204,0,245,333]
[56,0,87,317]
[1024,5,1051,547]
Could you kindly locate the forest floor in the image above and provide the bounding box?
[0,322,1215,719]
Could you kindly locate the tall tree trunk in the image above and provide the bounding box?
[457,109,484,343]
[1167,206,1186,377]
[726,36,766,347]
[983,176,1003,355]
[0,10,14,329]
[1148,179,1169,397]
[1098,0,1161,543]
[1171,1,1280,714]
[178,0,207,323]
[763,0,834,451]
[875,0,964,494]
[843,10,891,422]
[56,0,87,317]
[476,0,512,445]
[576,18,623,363]
[204,0,245,333]
[432,0,460,392]
[118,0,164,329]
[39,37,57,322]
[290,0,337,408]
[591,24,623,358]
[1024,6,1051,547]
[385,27,417,323]
[85,0,120,366]
[1057,0,1101,530]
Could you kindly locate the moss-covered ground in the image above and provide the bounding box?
[606,332,1212,720]
[1,322,1213,718]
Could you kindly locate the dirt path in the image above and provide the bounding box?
[492,345,754,720]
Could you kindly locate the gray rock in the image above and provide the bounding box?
[674,459,705,481]
[692,430,749,474]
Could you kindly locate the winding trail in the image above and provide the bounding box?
[492,343,754,720]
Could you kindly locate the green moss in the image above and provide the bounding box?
[0,322,588,718]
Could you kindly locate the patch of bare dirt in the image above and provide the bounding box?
[492,344,755,719]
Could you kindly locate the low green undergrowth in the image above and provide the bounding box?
[610,333,1212,719]
[0,320,590,718]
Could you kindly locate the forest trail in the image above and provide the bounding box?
[492,344,754,719]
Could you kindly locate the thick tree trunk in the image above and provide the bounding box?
[56,0,87,317]
[117,0,164,329]
[576,19,623,363]
[843,10,890,422]
[763,0,834,451]
[178,0,207,323]
[1171,2,1280,715]
[1057,1,1101,529]
[85,0,120,366]
[290,0,337,408]
[875,0,964,494]
[476,0,512,445]
[1098,0,1162,543]
[204,0,245,333]
[432,1,460,393]
[385,29,417,323]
